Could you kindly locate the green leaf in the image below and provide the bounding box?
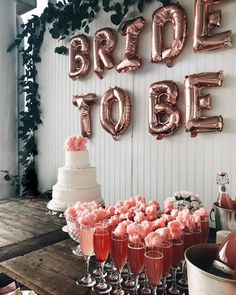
[110,13,123,25]
[54,46,68,55]
[138,0,144,12]
[84,25,90,34]
[49,27,61,39]
[4,174,11,181]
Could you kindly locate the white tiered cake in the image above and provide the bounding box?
[47,136,102,212]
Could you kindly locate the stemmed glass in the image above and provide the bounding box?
[93,223,112,294]
[158,240,173,295]
[200,215,209,243]
[65,216,82,256]
[76,224,96,287]
[127,242,145,294]
[169,234,184,295]
[111,232,128,295]
[178,225,193,288]
[144,251,164,295]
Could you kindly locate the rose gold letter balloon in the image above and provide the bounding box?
[69,34,90,80]
[100,87,131,140]
[149,81,180,140]
[117,17,145,73]
[72,93,98,138]
[193,0,232,52]
[185,71,224,137]
[93,28,117,79]
[152,4,187,67]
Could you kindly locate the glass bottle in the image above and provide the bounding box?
[216,172,235,210]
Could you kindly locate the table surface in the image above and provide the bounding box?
[0,198,68,262]
[0,239,93,295]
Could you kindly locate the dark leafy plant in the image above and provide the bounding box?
[8,0,171,196]
[0,170,20,196]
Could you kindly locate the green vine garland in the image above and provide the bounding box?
[8,0,171,196]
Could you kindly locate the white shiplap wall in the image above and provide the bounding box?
[36,0,236,210]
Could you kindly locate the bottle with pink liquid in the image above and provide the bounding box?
[216,172,236,210]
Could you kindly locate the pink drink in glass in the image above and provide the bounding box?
[183,231,194,252]
[193,229,202,245]
[80,226,94,256]
[172,240,184,267]
[144,251,164,287]
[111,234,128,271]
[94,229,110,262]
[159,241,173,277]
[128,243,145,275]
[201,218,209,243]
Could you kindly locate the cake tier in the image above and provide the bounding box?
[65,150,90,169]
[47,184,102,212]
[58,166,97,188]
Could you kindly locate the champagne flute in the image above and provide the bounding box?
[200,215,209,243]
[169,235,184,295]
[93,223,112,294]
[111,232,128,295]
[158,240,173,295]
[65,216,82,256]
[144,251,164,295]
[76,224,96,287]
[178,225,193,288]
[127,242,145,294]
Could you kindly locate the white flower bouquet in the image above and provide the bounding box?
[165,191,203,212]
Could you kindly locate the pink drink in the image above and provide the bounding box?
[80,226,94,256]
[128,244,145,275]
[193,229,202,245]
[172,240,184,267]
[159,242,173,276]
[144,251,164,287]
[183,232,194,252]
[201,219,209,243]
[111,234,128,271]
[94,230,110,263]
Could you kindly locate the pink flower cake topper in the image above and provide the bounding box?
[64,135,88,151]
